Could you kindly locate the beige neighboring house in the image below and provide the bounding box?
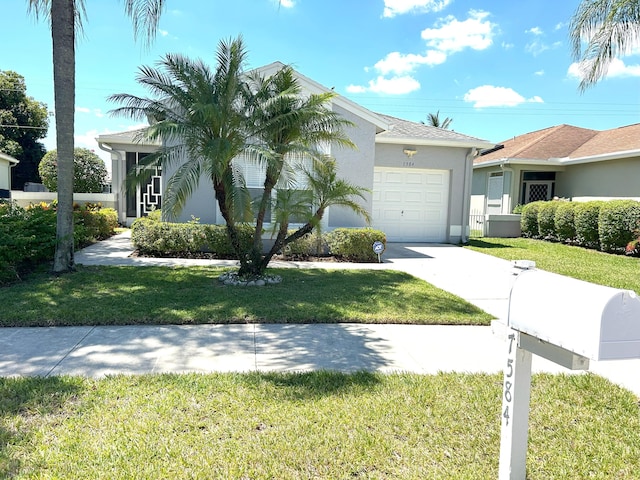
[472,123,640,216]
[98,62,494,243]
[0,152,19,199]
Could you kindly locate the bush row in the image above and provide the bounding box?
[0,201,118,285]
[131,215,386,263]
[520,199,640,254]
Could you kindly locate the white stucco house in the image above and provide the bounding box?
[0,152,19,199]
[98,62,493,243]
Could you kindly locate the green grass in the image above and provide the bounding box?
[0,266,492,326]
[467,237,640,294]
[1,372,638,479]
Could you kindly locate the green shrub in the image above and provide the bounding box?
[325,228,386,262]
[520,201,544,238]
[284,230,327,257]
[598,200,640,253]
[574,201,604,250]
[554,201,577,243]
[0,202,57,285]
[131,218,254,257]
[74,207,118,243]
[537,201,561,239]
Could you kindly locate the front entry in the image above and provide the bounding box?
[125,152,162,218]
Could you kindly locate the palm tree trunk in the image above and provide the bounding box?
[51,0,76,273]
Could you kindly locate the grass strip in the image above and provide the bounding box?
[0,372,638,479]
[467,238,640,293]
[0,266,492,326]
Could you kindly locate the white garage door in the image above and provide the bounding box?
[372,167,449,242]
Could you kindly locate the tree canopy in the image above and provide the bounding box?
[38,147,107,193]
[0,70,49,189]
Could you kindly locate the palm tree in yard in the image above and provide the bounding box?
[422,110,453,130]
[27,0,166,274]
[569,0,640,91]
[109,36,370,277]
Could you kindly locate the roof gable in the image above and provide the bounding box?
[254,62,389,132]
[569,123,640,158]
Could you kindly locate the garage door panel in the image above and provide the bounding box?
[373,167,449,242]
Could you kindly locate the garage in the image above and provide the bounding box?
[372,167,450,242]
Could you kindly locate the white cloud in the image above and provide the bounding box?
[347,76,421,95]
[374,50,447,75]
[279,0,295,7]
[382,0,452,18]
[526,27,543,36]
[535,69,545,76]
[421,10,495,53]
[463,85,544,108]
[75,106,104,118]
[568,58,640,81]
[159,29,169,37]
[502,42,514,50]
[75,106,91,113]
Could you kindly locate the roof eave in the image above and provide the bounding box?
[473,158,564,169]
[562,149,640,165]
[377,136,495,149]
[0,152,19,164]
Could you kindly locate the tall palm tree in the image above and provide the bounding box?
[423,110,453,130]
[110,36,370,277]
[27,0,166,274]
[569,0,640,91]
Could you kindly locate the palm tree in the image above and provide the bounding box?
[109,36,370,277]
[27,0,166,274]
[569,0,640,91]
[422,110,453,130]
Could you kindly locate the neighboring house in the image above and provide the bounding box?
[98,62,493,243]
[0,152,19,198]
[472,123,640,216]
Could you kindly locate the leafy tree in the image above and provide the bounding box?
[26,0,166,274]
[0,70,49,190]
[39,147,107,193]
[422,110,453,130]
[110,36,370,277]
[569,0,640,90]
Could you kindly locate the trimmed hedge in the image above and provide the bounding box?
[131,218,386,263]
[520,201,544,238]
[537,201,561,239]
[131,216,254,257]
[325,228,386,262]
[519,199,640,255]
[598,200,640,253]
[554,201,577,243]
[574,201,604,250]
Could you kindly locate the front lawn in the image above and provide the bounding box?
[467,237,640,294]
[1,372,638,479]
[0,266,492,327]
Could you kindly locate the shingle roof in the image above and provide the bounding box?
[475,123,640,165]
[376,113,492,146]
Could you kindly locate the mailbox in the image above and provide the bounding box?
[508,269,640,361]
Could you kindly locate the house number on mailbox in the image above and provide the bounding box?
[402,161,415,167]
[502,333,516,426]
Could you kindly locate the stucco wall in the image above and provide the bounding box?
[0,159,11,191]
[556,156,640,200]
[327,105,376,228]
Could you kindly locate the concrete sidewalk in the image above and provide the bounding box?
[2,231,638,397]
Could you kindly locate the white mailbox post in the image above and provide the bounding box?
[495,264,640,480]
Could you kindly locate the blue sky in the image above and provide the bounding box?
[3,0,640,167]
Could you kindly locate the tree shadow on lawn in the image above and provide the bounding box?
[0,376,84,478]
[467,239,515,249]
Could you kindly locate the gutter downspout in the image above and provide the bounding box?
[461,147,479,244]
[98,142,124,224]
